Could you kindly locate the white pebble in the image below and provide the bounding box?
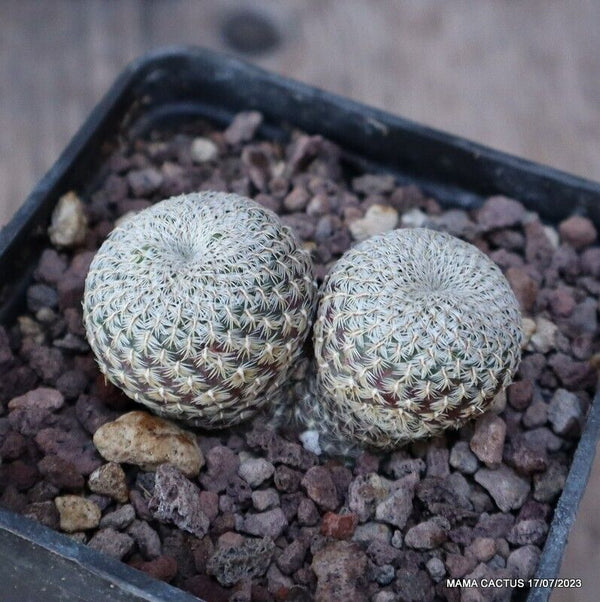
[299,429,322,455]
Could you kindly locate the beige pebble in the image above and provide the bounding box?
[88,462,129,503]
[521,317,536,348]
[349,204,399,241]
[400,207,428,228]
[48,191,88,248]
[55,495,101,532]
[93,410,204,477]
[528,316,558,354]
[190,137,218,163]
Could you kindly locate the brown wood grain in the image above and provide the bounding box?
[1,1,599,599]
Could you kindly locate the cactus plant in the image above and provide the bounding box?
[83,191,317,428]
[297,227,523,452]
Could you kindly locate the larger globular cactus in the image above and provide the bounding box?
[83,192,317,428]
[297,227,523,452]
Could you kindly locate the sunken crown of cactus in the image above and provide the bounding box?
[83,191,317,428]
[298,227,523,451]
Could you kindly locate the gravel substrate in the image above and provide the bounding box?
[1,110,599,602]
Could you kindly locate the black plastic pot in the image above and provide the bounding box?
[0,46,599,602]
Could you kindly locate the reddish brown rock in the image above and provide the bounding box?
[321,512,359,539]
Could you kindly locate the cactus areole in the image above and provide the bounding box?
[300,227,523,452]
[83,192,317,428]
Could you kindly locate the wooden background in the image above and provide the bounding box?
[1,1,599,599]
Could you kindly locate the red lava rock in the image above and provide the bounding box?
[242,508,288,539]
[505,266,539,314]
[301,466,338,511]
[311,540,368,602]
[321,512,359,539]
[559,215,597,249]
[469,414,506,468]
[199,445,239,492]
[8,460,39,491]
[57,251,95,309]
[75,394,119,434]
[404,518,449,550]
[38,454,85,491]
[548,287,576,317]
[88,527,135,560]
[23,500,60,529]
[34,249,68,285]
[548,353,596,389]
[506,380,534,411]
[182,575,229,602]
[297,497,320,526]
[525,220,555,269]
[127,519,161,559]
[476,196,525,231]
[130,555,178,582]
[274,465,303,493]
[34,427,102,475]
[276,540,308,575]
[0,430,27,460]
[149,464,210,538]
[224,111,263,146]
[581,246,600,277]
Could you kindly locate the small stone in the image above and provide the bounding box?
[55,495,101,532]
[312,540,368,602]
[450,441,479,475]
[88,462,129,503]
[352,174,396,196]
[277,540,307,575]
[130,555,178,583]
[401,207,429,228]
[445,552,479,579]
[549,353,596,389]
[474,466,530,512]
[504,437,548,475]
[127,167,163,196]
[467,537,496,562]
[55,370,88,400]
[506,545,541,580]
[149,464,209,537]
[507,380,533,410]
[242,508,288,539]
[48,191,88,248]
[426,557,446,582]
[306,193,330,217]
[190,137,218,162]
[525,220,555,269]
[8,387,64,436]
[321,512,359,539]
[529,317,558,353]
[23,501,60,529]
[506,267,538,313]
[283,186,310,212]
[26,284,58,313]
[368,562,396,586]
[274,465,302,493]
[548,388,583,436]
[477,196,525,231]
[207,536,275,587]
[127,519,161,559]
[88,527,135,560]
[559,215,597,249]
[348,473,391,522]
[348,204,398,241]
[251,488,279,511]
[533,460,568,503]
[523,399,548,428]
[200,444,239,492]
[469,414,506,468]
[297,497,320,526]
[375,474,417,529]
[266,564,293,595]
[75,394,119,435]
[37,454,84,491]
[352,522,392,544]
[93,411,203,477]
[507,519,548,546]
[301,466,338,511]
[581,247,600,277]
[35,249,67,285]
[224,111,263,145]
[238,458,275,488]
[404,518,448,550]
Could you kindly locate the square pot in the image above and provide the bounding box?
[0,46,599,602]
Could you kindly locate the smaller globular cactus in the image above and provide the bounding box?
[297,227,523,453]
[83,191,317,428]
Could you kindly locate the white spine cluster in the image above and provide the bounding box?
[83,192,317,428]
[298,227,523,451]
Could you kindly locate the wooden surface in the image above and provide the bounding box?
[1,1,599,599]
